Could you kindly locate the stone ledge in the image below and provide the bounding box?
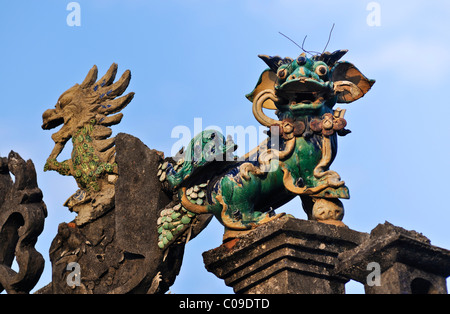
[336,221,450,294]
[203,216,368,294]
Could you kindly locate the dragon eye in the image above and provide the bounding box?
[277,68,287,79]
[315,65,328,76]
[297,56,307,65]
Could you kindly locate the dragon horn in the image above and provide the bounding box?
[105,69,132,99]
[98,92,135,115]
[97,63,118,87]
[80,65,98,88]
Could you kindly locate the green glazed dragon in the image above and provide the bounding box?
[158,49,374,247]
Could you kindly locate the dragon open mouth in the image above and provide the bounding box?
[276,78,333,111]
[289,92,324,105]
[42,109,64,130]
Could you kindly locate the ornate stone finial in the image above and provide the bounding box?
[0,151,47,294]
[41,64,134,225]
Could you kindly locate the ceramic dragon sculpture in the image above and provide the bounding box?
[42,63,134,225]
[157,49,374,247]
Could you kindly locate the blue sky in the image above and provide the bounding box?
[1,1,449,294]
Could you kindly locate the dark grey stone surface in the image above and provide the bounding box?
[44,133,211,293]
[203,216,368,294]
[336,221,450,294]
[115,133,170,255]
[0,151,47,294]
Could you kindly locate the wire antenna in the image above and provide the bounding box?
[279,32,306,53]
[279,32,320,56]
[301,35,308,51]
[300,35,321,55]
[322,23,335,54]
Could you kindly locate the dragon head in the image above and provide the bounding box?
[246,50,375,125]
[42,63,134,161]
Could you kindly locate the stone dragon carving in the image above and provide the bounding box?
[42,63,134,226]
[39,65,210,294]
[158,49,374,246]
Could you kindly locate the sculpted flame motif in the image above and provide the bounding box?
[42,64,134,225]
[157,50,374,247]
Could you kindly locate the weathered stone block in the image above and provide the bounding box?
[203,216,368,294]
[336,222,450,294]
[45,133,211,294]
[0,152,47,294]
[114,132,171,257]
